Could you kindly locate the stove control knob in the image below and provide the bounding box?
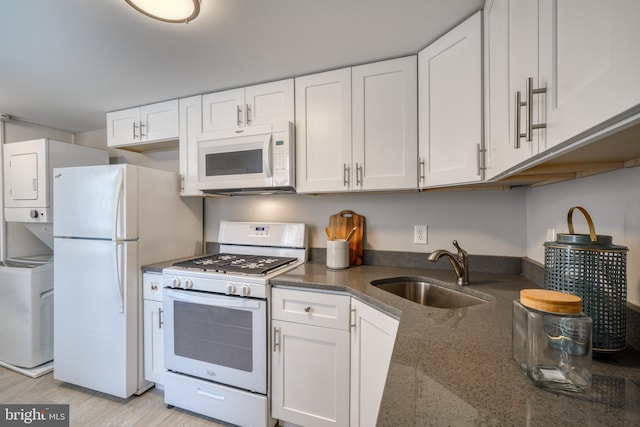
[226,284,236,295]
[184,279,194,289]
[171,277,182,288]
[241,286,250,297]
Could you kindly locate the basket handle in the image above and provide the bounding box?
[567,206,597,242]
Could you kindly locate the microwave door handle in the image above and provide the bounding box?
[263,133,273,178]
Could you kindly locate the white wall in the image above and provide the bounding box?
[75,129,179,172]
[526,166,640,306]
[203,188,527,256]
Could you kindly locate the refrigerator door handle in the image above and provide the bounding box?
[114,241,124,313]
[112,168,124,241]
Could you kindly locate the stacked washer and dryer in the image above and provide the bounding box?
[0,139,107,377]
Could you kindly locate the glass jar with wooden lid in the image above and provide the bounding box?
[512,289,592,392]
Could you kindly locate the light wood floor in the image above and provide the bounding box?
[0,367,225,426]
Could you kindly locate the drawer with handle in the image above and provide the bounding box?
[143,272,163,302]
[272,287,350,330]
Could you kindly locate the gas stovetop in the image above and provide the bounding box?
[171,253,299,276]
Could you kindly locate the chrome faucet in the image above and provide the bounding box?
[427,240,469,285]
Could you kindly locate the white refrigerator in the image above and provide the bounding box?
[52,164,202,398]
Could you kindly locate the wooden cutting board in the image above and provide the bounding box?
[328,210,365,265]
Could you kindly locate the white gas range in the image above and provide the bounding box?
[162,221,307,427]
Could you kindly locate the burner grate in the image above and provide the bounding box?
[173,253,298,275]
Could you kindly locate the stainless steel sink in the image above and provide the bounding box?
[371,277,490,308]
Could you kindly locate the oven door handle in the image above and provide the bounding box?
[166,289,262,309]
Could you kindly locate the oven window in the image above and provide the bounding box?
[173,301,253,372]
[205,149,262,176]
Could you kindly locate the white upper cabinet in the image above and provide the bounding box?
[178,95,204,197]
[202,79,294,133]
[483,0,542,179]
[295,68,352,193]
[296,56,417,193]
[353,56,418,191]
[538,0,640,149]
[418,11,483,188]
[484,0,640,180]
[106,100,179,151]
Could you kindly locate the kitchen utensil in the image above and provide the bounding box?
[345,227,357,242]
[328,210,365,265]
[325,227,334,241]
[543,206,628,352]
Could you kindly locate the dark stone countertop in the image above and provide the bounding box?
[270,262,640,427]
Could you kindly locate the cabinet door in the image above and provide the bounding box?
[295,68,352,193]
[141,100,178,142]
[202,88,245,132]
[506,0,542,167]
[418,11,482,187]
[350,299,399,427]
[178,96,204,196]
[245,79,294,127]
[483,0,541,179]
[539,0,640,149]
[353,56,418,191]
[106,107,140,147]
[6,152,39,203]
[483,0,512,179]
[143,299,164,386]
[272,320,350,427]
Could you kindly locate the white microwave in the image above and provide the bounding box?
[196,121,295,195]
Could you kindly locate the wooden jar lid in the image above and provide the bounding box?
[520,289,582,314]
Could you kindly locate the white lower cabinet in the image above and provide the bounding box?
[272,320,351,427]
[350,299,399,427]
[142,272,164,387]
[271,287,399,427]
[271,288,351,427]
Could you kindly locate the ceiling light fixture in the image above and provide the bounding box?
[125,0,200,24]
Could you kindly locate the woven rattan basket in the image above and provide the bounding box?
[543,207,628,352]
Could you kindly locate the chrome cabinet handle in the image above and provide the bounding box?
[476,144,486,177]
[515,77,547,147]
[525,77,547,142]
[133,122,138,140]
[419,158,425,184]
[139,121,145,139]
[158,307,163,329]
[304,306,311,313]
[514,91,525,148]
[350,306,356,330]
[273,327,281,352]
[355,163,363,187]
[237,105,242,127]
[246,104,252,125]
[343,164,350,187]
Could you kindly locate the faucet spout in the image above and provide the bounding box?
[427,240,469,285]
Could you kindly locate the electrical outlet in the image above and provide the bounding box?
[546,228,556,241]
[414,225,428,244]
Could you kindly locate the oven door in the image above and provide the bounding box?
[163,288,268,394]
